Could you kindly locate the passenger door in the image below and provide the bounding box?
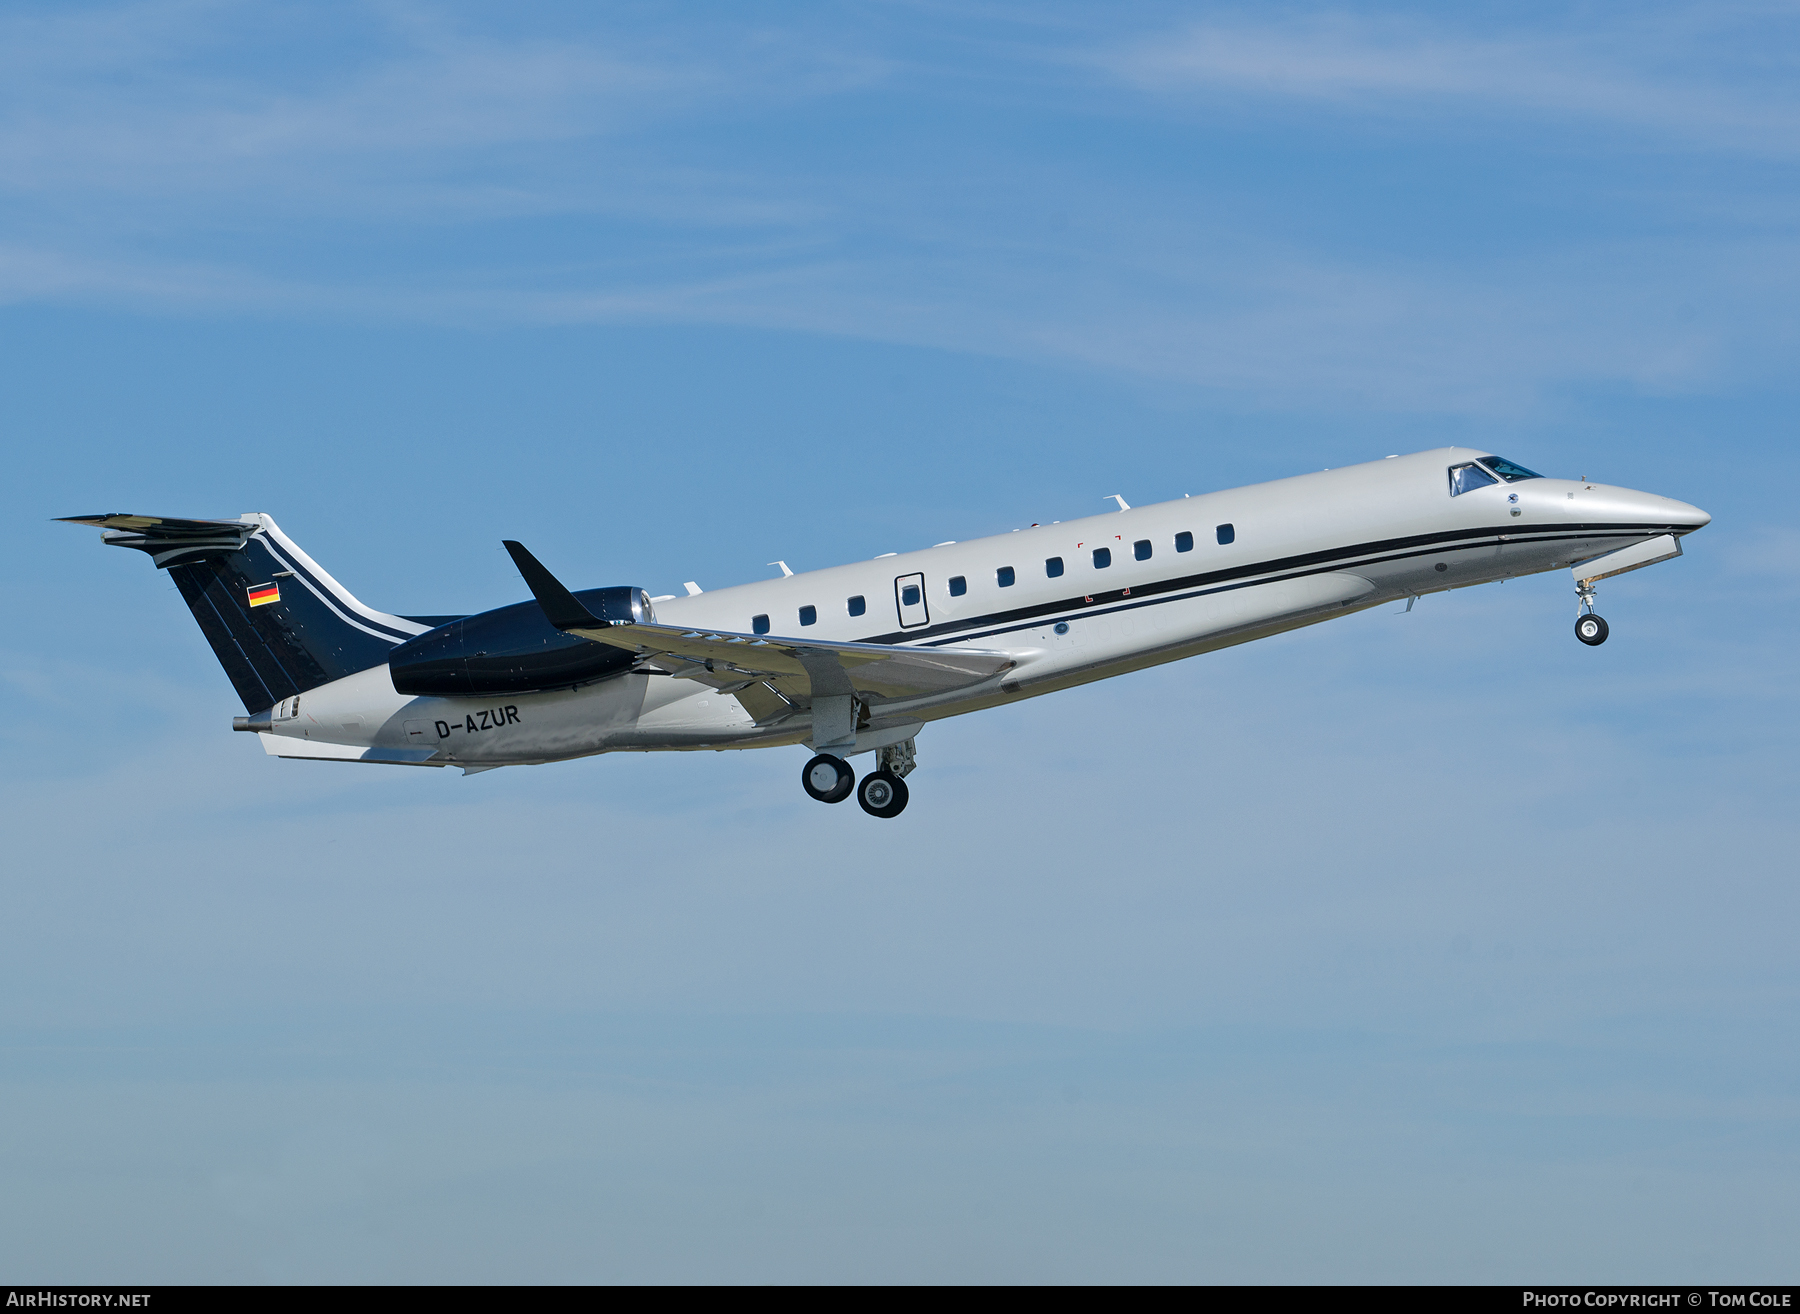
[894,573,929,629]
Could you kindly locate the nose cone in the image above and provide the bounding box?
[1651,493,1711,532]
[1589,485,1711,533]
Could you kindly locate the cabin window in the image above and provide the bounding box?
[1175,531,1193,552]
[1134,539,1152,561]
[1046,556,1064,578]
[752,614,770,635]
[1216,524,1235,545]
[847,595,866,617]
[901,584,921,607]
[997,566,1015,587]
[1093,547,1111,569]
[1448,463,1498,497]
[799,605,817,627]
[949,575,967,597]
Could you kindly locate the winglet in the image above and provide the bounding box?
[502,540,614,630]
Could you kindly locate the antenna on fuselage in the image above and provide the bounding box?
[1106,495,1130,512]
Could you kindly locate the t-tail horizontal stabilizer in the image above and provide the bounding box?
[62,512,430,711]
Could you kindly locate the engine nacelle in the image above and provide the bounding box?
[389,586,654,697]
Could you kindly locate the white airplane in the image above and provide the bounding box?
[66,448,1708,817]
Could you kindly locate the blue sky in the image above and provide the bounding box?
[1,0,1796,1282]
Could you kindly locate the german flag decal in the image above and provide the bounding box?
[246,582,281,607]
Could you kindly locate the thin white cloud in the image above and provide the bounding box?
[1098,11,1800,153]
[0,2,1796,414]
[3,207,1786,417]
[0,1,880,216]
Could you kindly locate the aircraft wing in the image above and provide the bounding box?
[578,619,1012,701]
[501,541,1013,711]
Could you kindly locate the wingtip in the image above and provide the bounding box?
[501,538,608,631]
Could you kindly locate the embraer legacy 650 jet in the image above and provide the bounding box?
[66,449,1708,817]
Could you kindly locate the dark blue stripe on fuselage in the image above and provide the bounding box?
[850,521,1677,650]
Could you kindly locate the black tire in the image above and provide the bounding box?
[801,753,854,803]
[857,770,909,818]
[1575,614,1609,646]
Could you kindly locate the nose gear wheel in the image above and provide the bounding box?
[1573,578,1609,646]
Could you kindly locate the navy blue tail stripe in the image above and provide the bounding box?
[256,534,418,644]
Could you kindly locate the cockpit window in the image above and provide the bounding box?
[1478,455,1544,482]
[1448,462,1499,496]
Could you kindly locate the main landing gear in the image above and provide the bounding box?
[800,738,916,818]
[856,770,908,819]
[801,753,855,803]
[1574,580,1609,647]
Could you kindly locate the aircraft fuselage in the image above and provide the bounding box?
[251,447,1709,773]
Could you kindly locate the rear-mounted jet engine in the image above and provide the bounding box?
[389,586,653,696]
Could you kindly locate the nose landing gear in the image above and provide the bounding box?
[1574,580,1608,646]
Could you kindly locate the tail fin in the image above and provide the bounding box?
[61,513,442,712]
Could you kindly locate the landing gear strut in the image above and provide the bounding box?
[1574,580,1608,646]
[876,738,916,780]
